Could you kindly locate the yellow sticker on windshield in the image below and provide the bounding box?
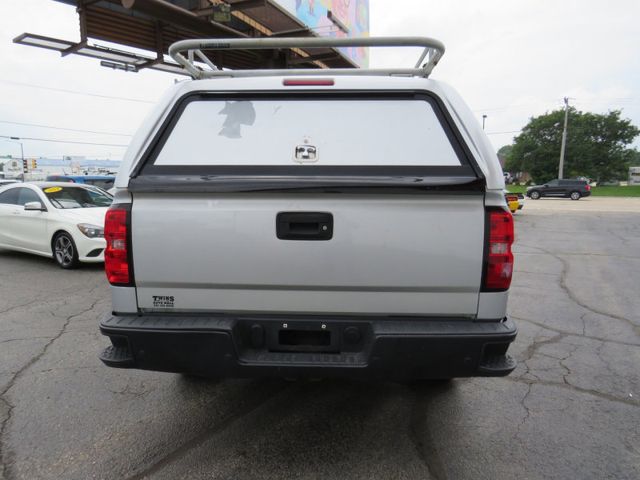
[44,187,62,193]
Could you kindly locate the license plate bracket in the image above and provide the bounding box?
[269,322,339,353]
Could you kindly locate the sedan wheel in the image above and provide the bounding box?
[53,233,80,269]
[570,191,581,200]
[529,190,541,200]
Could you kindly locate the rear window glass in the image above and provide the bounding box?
[40,186,113,209]
[17,188,41,206]
[85,179,114,190]
[0,188,19,205]
[153,99,462,167]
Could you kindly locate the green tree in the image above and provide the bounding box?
[504,109,639,184]
[497,145,513,166]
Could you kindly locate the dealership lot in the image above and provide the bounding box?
[1,199,639,480]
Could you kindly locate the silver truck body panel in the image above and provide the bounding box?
[132,193,484,315]
[111,75,509,321]
[476,291,509,320]
[110,286,138,314]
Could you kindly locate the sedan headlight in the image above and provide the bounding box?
[77,223,104,238]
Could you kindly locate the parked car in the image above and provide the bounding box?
[526,179,591,200]
[98,36,517,382]
[504,191,520,214]
[0,182,112,268]
[46,175,115,191]
[0,179,19,187]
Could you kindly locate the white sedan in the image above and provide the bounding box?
[0,182,112,268]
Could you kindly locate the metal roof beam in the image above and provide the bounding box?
[288,52,339,65]
[120,0,249,38]
[270,27,310,37]
[229,0,266,11]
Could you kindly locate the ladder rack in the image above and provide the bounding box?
[168,36,445,79]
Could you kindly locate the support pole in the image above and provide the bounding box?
[559,97,569,180]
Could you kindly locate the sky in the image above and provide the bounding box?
[0,0,638,160]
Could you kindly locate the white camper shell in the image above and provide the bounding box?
[100,37,516,381]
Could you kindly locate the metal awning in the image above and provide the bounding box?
[13,0,356,74]
[13,32,187,74]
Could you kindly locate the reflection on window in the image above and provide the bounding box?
[41,186,113,209]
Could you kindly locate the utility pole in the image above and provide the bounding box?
[10,137,24,163]
[558,97,569,179]
[482,114,487,131]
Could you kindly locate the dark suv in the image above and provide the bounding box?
[526,179,591,200]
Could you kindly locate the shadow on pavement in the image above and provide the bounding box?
[123,376,459,479]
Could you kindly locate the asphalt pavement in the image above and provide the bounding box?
[1,198,639,479]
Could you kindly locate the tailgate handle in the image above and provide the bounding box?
[276,212,333,241]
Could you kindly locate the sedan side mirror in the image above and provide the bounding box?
[24,201,45,211]
[542,184,548,188]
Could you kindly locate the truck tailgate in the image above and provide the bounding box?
[132,193,484,316]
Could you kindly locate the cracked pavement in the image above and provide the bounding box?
[1,198,639,479]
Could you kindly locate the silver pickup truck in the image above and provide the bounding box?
[99,37,517,381]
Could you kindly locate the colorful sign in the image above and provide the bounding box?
[274,0,370,67]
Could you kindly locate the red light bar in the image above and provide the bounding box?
[283,79,335,86]
[482,209,515,291]
[105,205,132,286]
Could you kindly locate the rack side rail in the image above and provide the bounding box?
[168,36,445,79]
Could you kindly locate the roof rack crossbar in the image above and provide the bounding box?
[168,36,445,79]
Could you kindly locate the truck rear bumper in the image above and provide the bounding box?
[99,314,517,380]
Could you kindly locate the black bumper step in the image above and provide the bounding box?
[99,314,518,380]
[99,345,135,368]
[478,354,516,376]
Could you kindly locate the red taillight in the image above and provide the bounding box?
[483,209,514,291]
[283,78,335,86]
[585,184,591,191]
[104,205,131,285]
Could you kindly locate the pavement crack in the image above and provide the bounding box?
[518,242,639,335]
[0,297,103,476]
[0,298,42,315]
[558,345,580,386]
[595,341,617,379]
[515,331,567,382]
[520,332,567,363]
[0,336,54,345]
[503,376,639,407]
[512,383,533,441]
[0,281,105,316]
[511,315,640,348]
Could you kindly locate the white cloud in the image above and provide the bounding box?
[370,0,640,148]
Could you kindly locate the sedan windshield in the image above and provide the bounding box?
[41,185,113,209]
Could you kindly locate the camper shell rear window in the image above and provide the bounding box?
[131,91,482,192]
